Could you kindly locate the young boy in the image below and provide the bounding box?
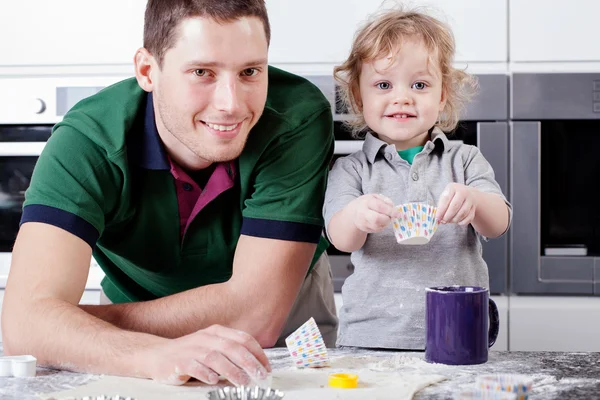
[324,8,512,349]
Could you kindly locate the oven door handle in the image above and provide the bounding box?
[334,140,364,155]
[0,142,46,156]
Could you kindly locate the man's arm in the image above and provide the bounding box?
[82,234,315,347]
[2,223,270,384]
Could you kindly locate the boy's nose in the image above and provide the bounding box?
[391,87,414,105]
[393,94,414,106]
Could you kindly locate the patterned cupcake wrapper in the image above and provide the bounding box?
[392,202,439,244]
[285,317,329,368]
[476,374,533,400]
[289,348,329,368]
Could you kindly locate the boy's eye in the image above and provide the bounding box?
[193,69,207,77]
[412,82,427,90]
[241,68,258,77]
[377,82,391,90]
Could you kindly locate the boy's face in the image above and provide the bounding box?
[150,16,269,168]
[358,39,446,150]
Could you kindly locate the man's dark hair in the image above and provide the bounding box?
[144,0,270,66]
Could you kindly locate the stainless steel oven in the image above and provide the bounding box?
[306,74,510,294]
[511,73,600,295]
[0,76,124,289]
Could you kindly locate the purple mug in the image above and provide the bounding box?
[425,285,499,365]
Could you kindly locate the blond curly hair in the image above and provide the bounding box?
[334,6,478,138]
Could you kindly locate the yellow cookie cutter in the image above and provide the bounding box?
[328,373,359,389]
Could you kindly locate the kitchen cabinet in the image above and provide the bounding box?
[266,0,507,65]
[2,0,507,68]
[510,0,600,62]
[510,296,600,351]
[0,0,146,66]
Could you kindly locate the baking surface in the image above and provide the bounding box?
[2,344,600,399]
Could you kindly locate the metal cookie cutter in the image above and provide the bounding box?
[206,385,285,399]
[0,355,37,377]
[64,396,136,400]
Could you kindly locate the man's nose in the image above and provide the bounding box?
[213,77,242,114]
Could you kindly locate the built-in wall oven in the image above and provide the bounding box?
[307,74,510,295]
[0,76,125,289]
[511,73,600,295]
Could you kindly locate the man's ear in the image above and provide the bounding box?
[134,48,156,93]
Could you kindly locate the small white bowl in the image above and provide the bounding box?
[0,355,37,377]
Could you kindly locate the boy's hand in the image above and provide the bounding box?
[349,194,400,233]
[436,183,478,226]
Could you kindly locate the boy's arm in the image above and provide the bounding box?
[470,189,510,238]
[327,200,368,252]
[327,194,398,252]
[464,146,512,238]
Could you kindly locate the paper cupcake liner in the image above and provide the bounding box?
[285,317,329,368]
[392,202,439,245]
[476,374,533,400]
[453,388,517,400]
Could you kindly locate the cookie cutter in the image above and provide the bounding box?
[328,373,359,389]
[206,385,285,399]
[67,397,135,400]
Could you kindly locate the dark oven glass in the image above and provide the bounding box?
[447,121,478,146]
[0,157,37,251]
[541,120,600,256]
[0,125,52,252]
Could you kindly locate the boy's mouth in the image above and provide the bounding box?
[386,113,416,119]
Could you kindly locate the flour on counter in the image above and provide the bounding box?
[0,368,98,399]
[42,356,447,400]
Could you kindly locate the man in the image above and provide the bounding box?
[1,0,337,386]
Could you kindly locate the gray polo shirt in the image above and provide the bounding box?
[324,128,512,350]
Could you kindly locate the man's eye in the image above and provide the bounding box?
[193,69,207,77]
[377,82,390,90]
[241,68,258,77]
[412,82,427,90]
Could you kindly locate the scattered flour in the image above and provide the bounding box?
[41,356,447,400]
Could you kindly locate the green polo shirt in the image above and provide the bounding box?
[21,66,334,303]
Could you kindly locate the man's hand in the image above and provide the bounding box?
[436,183,478,226]
[139,324,271,386]
[349,194,400,233]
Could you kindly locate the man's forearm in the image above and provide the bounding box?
[4,298,164,377]
[81,281,273,342]
[82,237,316,347]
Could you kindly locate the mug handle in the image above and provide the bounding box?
[488,298,500,348]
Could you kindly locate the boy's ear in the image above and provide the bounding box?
[439,85,448,112]
[351,85,363,111]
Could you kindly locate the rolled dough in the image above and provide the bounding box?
[43,355,446,400]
